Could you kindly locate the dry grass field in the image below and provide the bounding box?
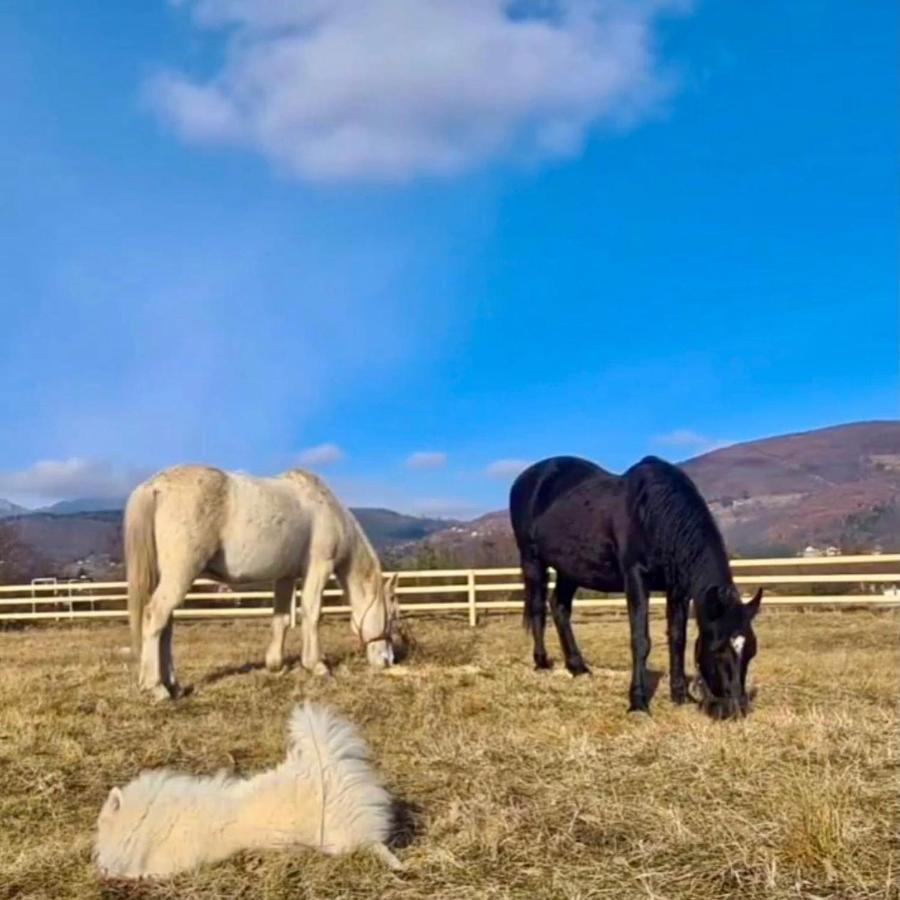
[0,609,897,900]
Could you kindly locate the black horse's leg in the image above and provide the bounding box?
[625,566,652,712]
[521,555,551,669]
[666,589,689,704]
[549,574,590,676]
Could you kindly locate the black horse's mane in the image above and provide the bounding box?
[626,456,732,597]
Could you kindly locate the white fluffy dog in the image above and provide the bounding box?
[94,703,401,878]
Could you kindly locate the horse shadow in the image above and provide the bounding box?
[195,619,417,689]
[643,668,664,703]
[197,654,303,688]
[196,648,389,687]
[578,663,664,703]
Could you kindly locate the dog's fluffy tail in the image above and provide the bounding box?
[288,702,399,866]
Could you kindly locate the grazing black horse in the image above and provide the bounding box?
[509,455,762,718]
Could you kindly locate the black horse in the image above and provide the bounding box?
[509,455,761,718]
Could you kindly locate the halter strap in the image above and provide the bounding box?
[350,588,393,650]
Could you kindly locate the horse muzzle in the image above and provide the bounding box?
[366,640,394,668]
[692,675,750,720]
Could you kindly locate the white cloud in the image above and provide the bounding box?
[654,428,709,447]
[405,451,448,470]
[653,429,733,455]
[0,458,151,506]
[149,0,685,182]
[296,442,345,466]
[485,458,531,479]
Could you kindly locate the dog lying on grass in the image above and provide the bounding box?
[94,702,402,878]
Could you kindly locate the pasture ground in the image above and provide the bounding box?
[0,609,897,900]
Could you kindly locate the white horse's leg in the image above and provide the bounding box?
[265,577,295,673]
[300,560,332,676]
[140,574,191,701]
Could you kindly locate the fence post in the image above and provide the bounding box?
[468,570,477,627]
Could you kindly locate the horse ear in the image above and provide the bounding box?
[744,588,763,620]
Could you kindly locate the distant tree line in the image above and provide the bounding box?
[0,522,44,584]
[383,532,520,570]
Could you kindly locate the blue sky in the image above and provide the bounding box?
[0,1,896,514]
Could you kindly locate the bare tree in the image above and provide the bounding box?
[0,521,40,584]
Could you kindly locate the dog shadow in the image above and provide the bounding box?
[389,797,424,850]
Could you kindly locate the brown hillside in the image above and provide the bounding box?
[395,421,900,565]
[684,421,900,553]
[681,421,900,499]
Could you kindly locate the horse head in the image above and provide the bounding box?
[354,572,408,668]
[693,586,762,719]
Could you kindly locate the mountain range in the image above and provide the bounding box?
[0,504,455,580]
[1,420,897,580]
[388,420,900,566]
[0,497,127,517]
[0,498,28,517]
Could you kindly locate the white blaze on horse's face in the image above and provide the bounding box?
[730,635,746,658]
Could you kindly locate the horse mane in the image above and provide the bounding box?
[625,456,732,597]
[343,511,381,580]
[281,467,381,579]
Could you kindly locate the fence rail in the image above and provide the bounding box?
[0,554,897,625]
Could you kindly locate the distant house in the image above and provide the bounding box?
[801,545,843,558]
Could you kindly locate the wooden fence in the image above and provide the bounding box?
[0,555,897,627]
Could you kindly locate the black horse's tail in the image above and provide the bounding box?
[521,565,545,629]
[509,469,542,631]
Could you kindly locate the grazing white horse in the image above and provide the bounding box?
[94,702,402,878]
[125,464,401,700]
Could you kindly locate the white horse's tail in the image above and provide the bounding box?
[125,483,157,661]
[287,702,400,867]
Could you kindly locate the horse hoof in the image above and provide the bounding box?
[566,660,591,677]
[312,661,331,678]
[628,693,650,714]
[533,656,553,671]
[149,684,173,703]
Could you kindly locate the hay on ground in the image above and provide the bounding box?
[0,609,896,899]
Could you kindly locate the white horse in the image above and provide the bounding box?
[125,464,402,700]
